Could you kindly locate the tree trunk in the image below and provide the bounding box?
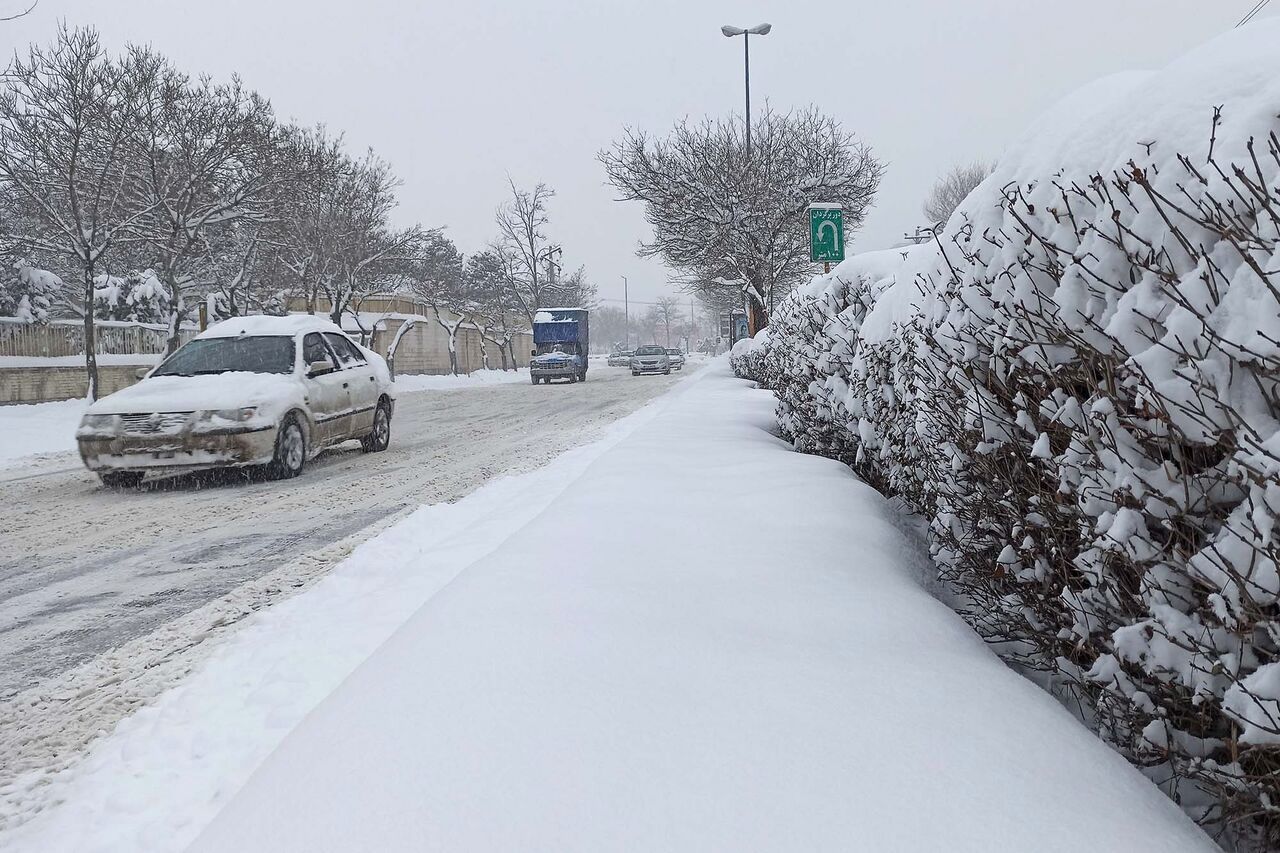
[497,344,509,371]
[82,263,99,401]
[747,297,768,336]
[447,329,459,376]
[165,291,185,358]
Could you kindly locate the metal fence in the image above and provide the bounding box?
[0,317,196,358]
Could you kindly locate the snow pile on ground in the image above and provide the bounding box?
[0,399,86,467]
[391,368,530,392]
[10,362,1214,851]
[740,19,1280,846]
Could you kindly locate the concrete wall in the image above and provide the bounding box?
[371,317,531,376]
[0,364,149,405]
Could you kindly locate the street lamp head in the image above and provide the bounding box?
[720,25,746,37]
[747,23,772,35]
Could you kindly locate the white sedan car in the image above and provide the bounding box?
[77,315,395,487]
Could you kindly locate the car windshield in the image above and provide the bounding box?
[152,336,296,377]
[635,346,665,356]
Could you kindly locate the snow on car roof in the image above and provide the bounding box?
[198,315,347,340]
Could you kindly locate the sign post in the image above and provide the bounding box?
[808,203,844,273]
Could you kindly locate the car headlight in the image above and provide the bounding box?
[81,414,116,428]
[199,407,258,423]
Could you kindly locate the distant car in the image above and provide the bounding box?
[666,348,686,371]
[607,350,633,367]
[76,315,395,487]
[630,344,671,376]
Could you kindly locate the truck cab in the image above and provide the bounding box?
[530,308,590,385]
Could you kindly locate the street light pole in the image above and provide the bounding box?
[721,23,771,159]
[622,275,629,348]
[743,33,750,156]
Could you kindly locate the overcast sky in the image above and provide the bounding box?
[0,0,1273,308]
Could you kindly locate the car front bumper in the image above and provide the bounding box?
[78,425,278,473]
[631,363,669,373]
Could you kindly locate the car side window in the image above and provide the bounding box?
[324,333,367,367]
[303,333,335,369]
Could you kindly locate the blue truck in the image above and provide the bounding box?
[530,308,590,385]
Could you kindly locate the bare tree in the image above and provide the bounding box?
[601,106,883,334]
[554,265,597,309]
[495,179,559,326]
[324,155,422,327]
[651,295,682,347]
[123,47,277,354]
[402,231,470,375]
[268,125,349,316]
[0,27,151,398]
[921,160,993,226]
[466,249,523,370]
[0,1,36,22]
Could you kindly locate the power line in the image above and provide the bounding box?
[1238,0,1271,26]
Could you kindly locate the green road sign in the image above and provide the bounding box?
[808,204,844,264]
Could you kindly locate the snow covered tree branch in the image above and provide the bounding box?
[600,106,883,332]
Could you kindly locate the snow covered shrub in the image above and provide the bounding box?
[0,261,62,323]
[730,331,771,383]
[759,23,1280,847]
[93,270,169,323]
[911,118,1280,844]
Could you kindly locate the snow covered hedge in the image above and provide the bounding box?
[740,22,1280,848]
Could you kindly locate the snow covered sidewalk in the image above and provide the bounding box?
[190,362,1210,852]
[8,361,1213,851]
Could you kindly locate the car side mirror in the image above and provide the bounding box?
[134,367,150,380]
[308,360,334,377]
[531,349,537,357]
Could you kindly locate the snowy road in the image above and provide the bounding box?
[0,366,684,698]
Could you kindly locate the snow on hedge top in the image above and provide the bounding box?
[855,17,1280,343]
[198,315,346,340]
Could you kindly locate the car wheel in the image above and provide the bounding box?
[632,370,638,376]
[664,368,671,375]
[99,471,144,489]
[268,414,306,480]
[579,371,587,382]
[360,401,391,453]
[531,375,539,385]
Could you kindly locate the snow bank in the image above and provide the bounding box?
[0,398,85,467]
[165,363,1212,852]
[746,18,1280,845]
[391,368,531,392]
